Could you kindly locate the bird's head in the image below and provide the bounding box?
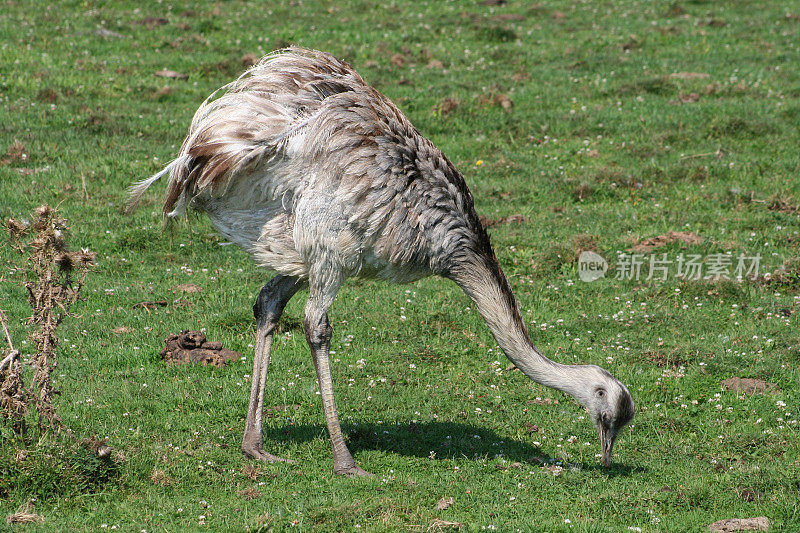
[575,365,635,468]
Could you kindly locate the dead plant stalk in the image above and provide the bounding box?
[2,205,95,434]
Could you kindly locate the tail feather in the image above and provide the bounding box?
[127,47,368,218]
[125,156,188,214]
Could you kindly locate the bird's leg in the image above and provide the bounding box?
[242,275,303,463]
[304,281,372,477]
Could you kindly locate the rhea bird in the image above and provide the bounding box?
[129,47,634,476]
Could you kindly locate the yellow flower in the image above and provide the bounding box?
[475,160,483,166]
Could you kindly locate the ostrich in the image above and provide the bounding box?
[129,47,634,476]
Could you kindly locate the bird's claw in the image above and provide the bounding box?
[334,464,373,477]
[242,447,295,464]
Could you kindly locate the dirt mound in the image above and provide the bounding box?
[161,330,241,368]
[720,377,778,394]
[479,214,528,228]
[171,283,202,293]
[707,517,769,532]
[631,231,702,252]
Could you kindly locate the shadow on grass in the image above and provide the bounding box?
[264,420,642,475]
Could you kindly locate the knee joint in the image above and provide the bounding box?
[254,279,288,323]
[304,316,331,347]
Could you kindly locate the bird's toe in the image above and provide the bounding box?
[243,446,294,464]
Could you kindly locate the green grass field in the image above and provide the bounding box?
[1,0,799,530]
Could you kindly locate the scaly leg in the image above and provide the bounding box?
[304,276,371,476]
[242,275,303,462]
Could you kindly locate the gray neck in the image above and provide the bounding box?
[450,259,592,406]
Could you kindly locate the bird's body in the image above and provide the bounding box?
[142,49,479,285]
[131,47,634,475]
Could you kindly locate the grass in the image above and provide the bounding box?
[1,0,799,530]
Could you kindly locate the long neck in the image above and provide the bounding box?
[449,256,591,405]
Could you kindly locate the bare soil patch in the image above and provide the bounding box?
[171,283,203,293]
[436,497,454,510]
[707,517,769,532]
[238,487,261,500]
[154,69,187,80]
[720,377,778,394]
[631,231,702,252]
[479,214,527,228]
[435,97,460,116]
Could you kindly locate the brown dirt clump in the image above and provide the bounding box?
[435,97,460,116]
[479,214,527,228]
[707,517,769,532]
[631,231,702,252]
[477,92,513,112]
[154,69,187,80]
[139,16,168,29]
[161,330,241,368]
[720,377,778,394]
[171,283,203,293]
[436,497,455,510]
[238,487,261,500]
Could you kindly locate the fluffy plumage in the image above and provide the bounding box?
[131,47,483,283]
[130,47,634,474]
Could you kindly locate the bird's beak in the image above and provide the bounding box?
[598,425,617,468]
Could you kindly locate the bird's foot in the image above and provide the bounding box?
[334,464,373,477]
[242,446,295,464]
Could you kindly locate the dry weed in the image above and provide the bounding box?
[1,205,95,434]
